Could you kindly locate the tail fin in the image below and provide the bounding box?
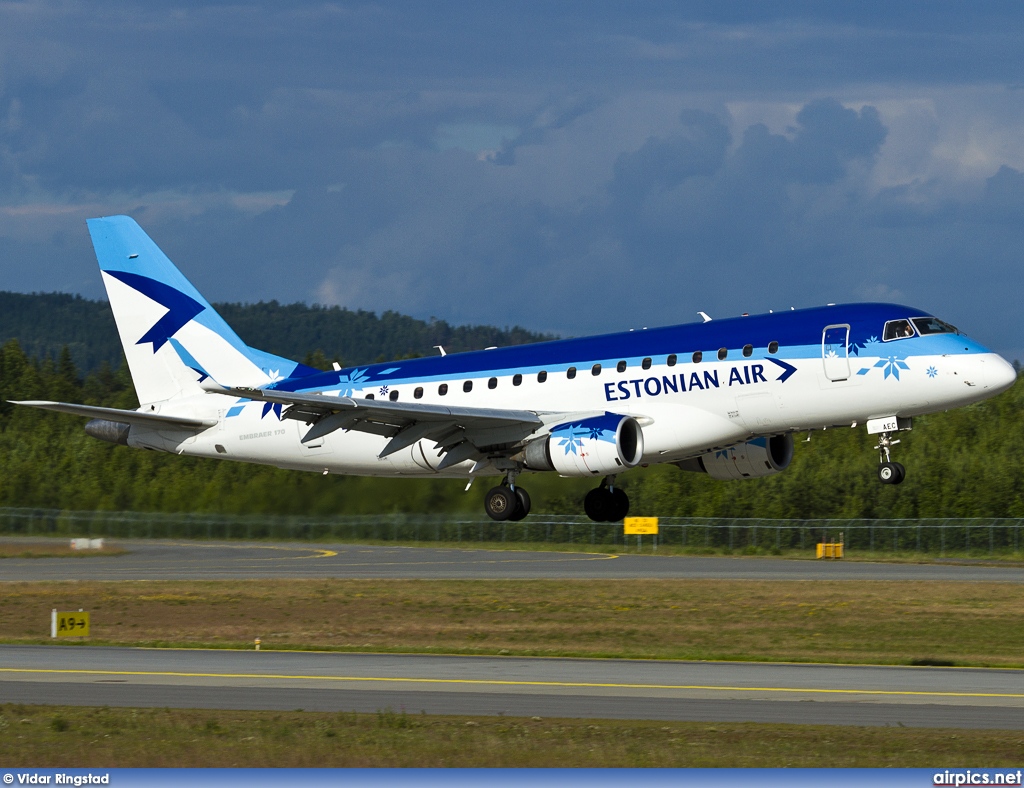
[88,216,309,405]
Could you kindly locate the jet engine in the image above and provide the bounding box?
[518,413,644,477]
[84,419,131,446]
[675,434,793,480]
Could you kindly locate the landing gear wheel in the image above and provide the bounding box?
[584,487,614,522]
[878,462,905,485]
[484,485,517,520]
[608,487,630,522]
[508,487,531,521]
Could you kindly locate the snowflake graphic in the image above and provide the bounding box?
[849,335,879,357]
[587,425,608,441]
[260,402,283,420]
[871,355,911,380]
[333,367,372,397]
[379,385,389,396]
[926,366,938,378]
[555,424,587,455]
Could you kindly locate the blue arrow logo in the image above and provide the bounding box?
[105,271,205,352]
[766,357,797,383]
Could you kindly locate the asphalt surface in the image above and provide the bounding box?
[1,645,1021,729]
[2,539,1022,581]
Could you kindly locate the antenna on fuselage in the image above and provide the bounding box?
[698,312,712,323]
[434,345,447,357]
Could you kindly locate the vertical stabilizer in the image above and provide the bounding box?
[88,216,304,405]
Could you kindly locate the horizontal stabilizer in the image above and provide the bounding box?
[10,401,217,430]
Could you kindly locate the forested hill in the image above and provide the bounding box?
[1,335,1022,517]
[0,291,557,373]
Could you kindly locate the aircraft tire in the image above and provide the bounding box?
[892,462,906,485]
[878,462,902,485]
[608,487,630,522]
[484,485,517,521]
[508,487,531,521]
[584,487,614,522]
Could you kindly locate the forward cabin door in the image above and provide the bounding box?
[822,324,850,381]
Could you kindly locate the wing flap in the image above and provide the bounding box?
[225,386,543,428]
[217,386,547,461]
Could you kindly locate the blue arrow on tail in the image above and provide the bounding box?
[105,271,206,352]
[766,357,798,383]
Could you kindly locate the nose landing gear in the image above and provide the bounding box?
[875,431,906,485]
[584,477,630,522]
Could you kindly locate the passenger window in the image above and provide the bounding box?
[742,344,753,357]
[912,317,958,335]
[488,377,498,389]
[365,393,375,400]
[592,363,601,376]
[567,367,577,379]
[667,354,677,367]
[768,341,778,354]
[414,387,423,399]
[883,319,916,341]
[692,351,702,364]
[438,383,448,396]
[642,357,652,370]
[512,373,522,386]
[463,380,473,393]
[617,360,627,373]
[537,371,547,383]
[389,390,399,401]
[718,348,728,360]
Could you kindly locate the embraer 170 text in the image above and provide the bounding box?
[14,217,1017,522]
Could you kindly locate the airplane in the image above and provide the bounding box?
[13,215,1018,522]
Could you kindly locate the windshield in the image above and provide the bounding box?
[912,316,959,336]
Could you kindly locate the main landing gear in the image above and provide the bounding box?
[875,431,906,486]
[584,477,630,523]
[484,474,531,521]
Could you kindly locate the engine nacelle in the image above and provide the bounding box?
[84,419,131,446]
[676,434,793,480]
[520,413,644,477]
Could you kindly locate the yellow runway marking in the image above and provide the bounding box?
[151,542,338,559]
[1,668,1021,699]
[135,543,618,564]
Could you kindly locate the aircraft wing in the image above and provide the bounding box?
[10,401,217,429]
[220,386,555,470]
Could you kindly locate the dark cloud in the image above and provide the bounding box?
[2,3,1024,360]
[610,110,731,203]
[734,100,887,185]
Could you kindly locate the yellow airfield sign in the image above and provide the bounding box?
[52,610,90,638]
[623,517,659,535]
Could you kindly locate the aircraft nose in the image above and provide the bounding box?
[986,354,1018,394]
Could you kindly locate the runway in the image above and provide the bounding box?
[1,539,1022,581]
[1,645,1021,729]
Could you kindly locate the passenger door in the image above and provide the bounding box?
[822,324,850,381]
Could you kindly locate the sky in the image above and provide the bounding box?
[2,1,1024,359]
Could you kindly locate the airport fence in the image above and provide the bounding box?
[0,507,1022,557]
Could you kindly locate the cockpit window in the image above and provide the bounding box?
[883,319,916,341]
[912,317,959,336]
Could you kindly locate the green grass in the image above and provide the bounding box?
[1,704,1022,767]
[3,579,1023,667]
